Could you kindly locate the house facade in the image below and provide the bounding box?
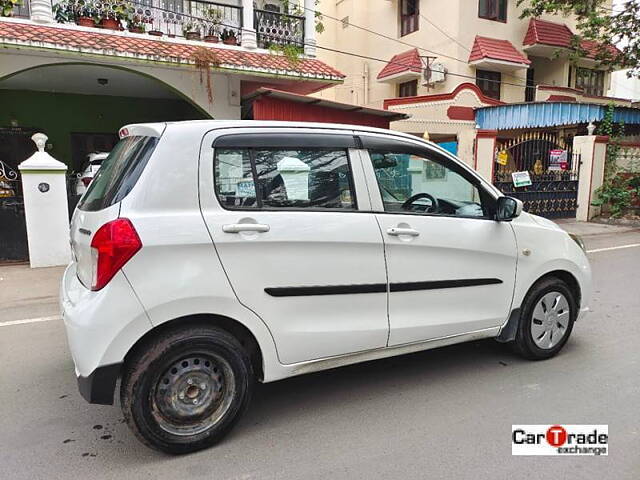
[0,0,344,261]
[0,0,341,169]
[315,0,624,162]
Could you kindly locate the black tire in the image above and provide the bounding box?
[513,277,577,360]
[121,325,253,454]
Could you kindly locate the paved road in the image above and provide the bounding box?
[1,225,639,479]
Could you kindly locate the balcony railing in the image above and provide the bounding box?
[12,0,30,18]
[254,9,304,49]
[128,0,243,42]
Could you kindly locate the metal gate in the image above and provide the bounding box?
[0,159,28,261]
[0,127,38,262]
[493,132,580,218]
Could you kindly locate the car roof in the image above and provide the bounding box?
[122,120,436,148]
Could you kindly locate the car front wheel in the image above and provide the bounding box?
[121,325,253,454]
[513,277,577,360]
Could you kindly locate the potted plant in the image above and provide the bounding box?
[183,21,201,40]
[220,28,238,46]
[126,7,146,33]
[53,0,96,27]
[1,0,22,17]
[97,0,128,30]
[203,7,222,43]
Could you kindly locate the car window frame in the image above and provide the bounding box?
[359,140,498,221]
[212,142,361,213]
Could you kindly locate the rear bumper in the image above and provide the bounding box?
[77,363,122,405]
[61,263,153,403]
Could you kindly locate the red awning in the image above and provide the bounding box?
[523,18,620,60]
[244,88,409,129]
[376,48,423,82]
[468,36,531,68]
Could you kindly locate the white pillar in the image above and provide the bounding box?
[19,133,71,268]
[241,0,257,49]
[30,0,54,23]
[574,135,608,222]
[303,0,316,57]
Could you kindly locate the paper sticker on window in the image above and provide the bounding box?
[235,180,256,198]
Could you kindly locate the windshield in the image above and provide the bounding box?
[78,136,158,212]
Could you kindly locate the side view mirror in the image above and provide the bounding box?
[496,196,523,221]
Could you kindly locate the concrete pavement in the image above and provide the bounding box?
[0,222,639,479]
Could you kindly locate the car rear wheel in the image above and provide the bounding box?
[513,277,577,360]
[121,325,253,454]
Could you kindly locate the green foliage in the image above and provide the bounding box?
[591,104,635,217]
[53,0,132,24]
[269,43,304,66]
[517,0,639,74]
[1,0,21,17]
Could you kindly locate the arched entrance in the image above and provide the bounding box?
[0,63,209,262]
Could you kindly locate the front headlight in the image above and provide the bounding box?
[569,233,586,252]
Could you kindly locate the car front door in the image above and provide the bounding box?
[360,134,518,346]
[199,129,389,365]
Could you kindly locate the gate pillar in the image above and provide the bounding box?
[474,130,498,181]
[19,133,71,268]
[574,135,609,222]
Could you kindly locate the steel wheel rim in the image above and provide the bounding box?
[530,291,571,349]
[151,353,236,436]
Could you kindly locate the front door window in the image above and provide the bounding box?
[369,150,490,218]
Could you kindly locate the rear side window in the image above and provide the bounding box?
[214,148,356,210]
[78,136,158,211]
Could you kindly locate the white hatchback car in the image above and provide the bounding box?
[62,121,591,454]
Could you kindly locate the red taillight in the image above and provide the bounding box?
[81,176,92,187]
[90,218,142,291]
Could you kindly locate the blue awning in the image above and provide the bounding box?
[475,102,640,131]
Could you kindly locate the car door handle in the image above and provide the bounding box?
[386,227,420,237]
[222,223,270,233]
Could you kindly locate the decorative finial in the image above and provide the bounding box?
[31,133,48,153]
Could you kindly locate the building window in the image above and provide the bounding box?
[525,68,535,102]
[478,0,507,22]
[476,70,501,100]
[575,68,605,97]
[400,0,419,36]
[398,80,418,98]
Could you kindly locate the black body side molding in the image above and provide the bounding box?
[265,278,503,297]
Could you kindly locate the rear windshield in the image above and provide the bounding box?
[78,136,158,212]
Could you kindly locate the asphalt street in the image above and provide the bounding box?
[0,223,638,480]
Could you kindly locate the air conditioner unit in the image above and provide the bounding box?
[423,62,447,85]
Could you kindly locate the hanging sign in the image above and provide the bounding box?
[512,171,532,188]
[549,149,568,171]
[496,149,509,166]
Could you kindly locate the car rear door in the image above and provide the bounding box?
[358,133,518,346]
[199,128,389,365]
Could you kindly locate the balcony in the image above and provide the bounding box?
[254,8,304,49]
[9,0,309,51]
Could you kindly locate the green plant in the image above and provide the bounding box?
[183,21,200,35]
[592,104,632,217]
[203,7,222,36]
[53,0,97,23]
[1,0,21,17]
[98,0,129,21]
[269,43,304,66]
[281,0,325,35]
[125,6,147,31]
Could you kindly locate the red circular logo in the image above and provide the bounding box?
[546,425,567,447]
